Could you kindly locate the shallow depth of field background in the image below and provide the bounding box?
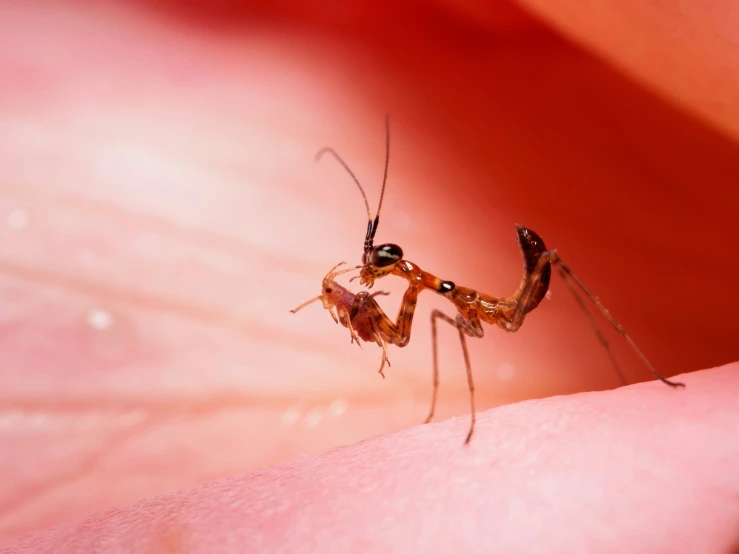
[0,0,737,540]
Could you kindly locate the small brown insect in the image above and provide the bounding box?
[304,116,685,445]
[291,261,424,378]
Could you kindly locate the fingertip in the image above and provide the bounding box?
[7,363,737,554]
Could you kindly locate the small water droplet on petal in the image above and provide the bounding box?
[282,405,303,427]
[7,209,29,230]
[303,407,324,428]
[87,308,113,330]
[393,210,412,231]
[80,306,136,366]
[496,362,516,381]
[327,398,348,417]
[0,410,23,429]
[78,249,96,267]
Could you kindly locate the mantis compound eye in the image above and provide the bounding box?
[371,244,403,268]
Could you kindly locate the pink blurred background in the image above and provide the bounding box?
[1,0,737,541]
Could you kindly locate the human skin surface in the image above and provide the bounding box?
[4,363,739,554]
[0,0,738,550]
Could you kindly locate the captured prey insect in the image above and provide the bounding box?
[305,115,685,445]
[290,261,424,378]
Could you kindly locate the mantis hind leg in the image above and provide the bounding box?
[506,250,684,388]
[552,255,684,388]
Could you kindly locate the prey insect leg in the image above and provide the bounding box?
[354,290,393,368]
[344,284,422,378]
[374,329,391,378]
[351,291,393,378]
[428,310,482,445]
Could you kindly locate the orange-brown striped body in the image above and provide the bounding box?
[375,226,552,336]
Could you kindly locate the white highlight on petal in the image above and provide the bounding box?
[7,209,29,230]
[496,362,516,381]
[281,405,303,427]
[302,407,324,429]
[87,308,114,330]
[327,398,348,417]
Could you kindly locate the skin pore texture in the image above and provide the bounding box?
[0,0,738,551]
[4,364,739,554]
